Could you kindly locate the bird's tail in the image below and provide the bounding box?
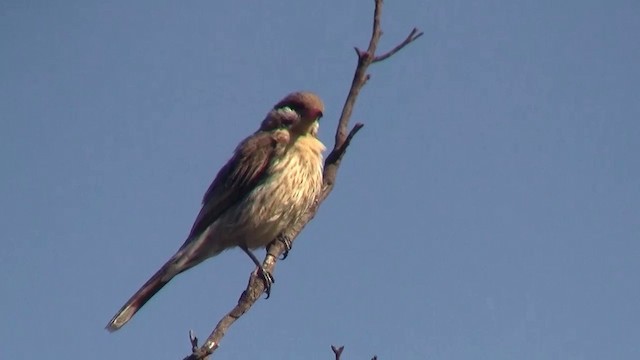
[105,260,177,332]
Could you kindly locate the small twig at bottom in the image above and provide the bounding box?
[331,345,345,360]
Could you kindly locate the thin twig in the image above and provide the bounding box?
[373,28,424,63]
[183,0,421,358]
[331,345,345,360]
[325,123,364,166]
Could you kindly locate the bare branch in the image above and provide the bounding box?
[325,123,364,168]
[189,330,198,352]
[183,0,421,357]
[373,28,424,63]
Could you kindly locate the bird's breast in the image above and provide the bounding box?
[221,135,325,249]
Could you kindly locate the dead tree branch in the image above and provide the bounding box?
[183,1,421,358]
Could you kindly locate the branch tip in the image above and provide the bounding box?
[348,123,364,139]
[331,345,345,360]
[373,27,423,63]
[189,330,199,350]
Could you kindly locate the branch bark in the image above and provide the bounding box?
[183,1,422,358]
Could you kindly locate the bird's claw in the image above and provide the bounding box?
[257,267,275,298]
[275,235,292,260]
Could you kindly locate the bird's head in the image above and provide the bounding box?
[260,91,324,136]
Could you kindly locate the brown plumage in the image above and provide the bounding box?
[106,91,325,332]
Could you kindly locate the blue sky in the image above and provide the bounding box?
[1,1,639,359]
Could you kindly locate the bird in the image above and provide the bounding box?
[106,91,326,332]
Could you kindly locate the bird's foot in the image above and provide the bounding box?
[241,244,276,298]
[273,234,292,260]
[256,266,275,299]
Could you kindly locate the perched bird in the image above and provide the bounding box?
[106,91,325,332]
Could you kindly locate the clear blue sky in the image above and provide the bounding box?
[2,1,639,359]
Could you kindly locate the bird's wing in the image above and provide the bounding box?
[185,131,284,241]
